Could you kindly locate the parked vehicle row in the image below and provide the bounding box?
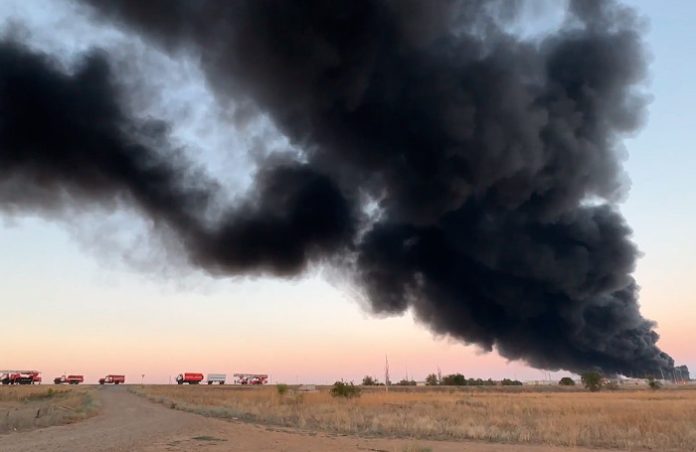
[1,371,269,385]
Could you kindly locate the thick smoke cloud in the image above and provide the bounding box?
[0,0,673,375]
[0,41,354,275]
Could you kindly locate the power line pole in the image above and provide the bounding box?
[385,355,390,393]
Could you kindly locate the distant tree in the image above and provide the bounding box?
[501,378,523,386]
[362,375,378,386]
[648,377,662,390]
[441,373,466,386]
[559,377,575,386]
[425,373,439,386]
[396,379,417,386]
[581,372,603,392]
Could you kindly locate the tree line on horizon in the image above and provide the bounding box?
[360,373,523,387]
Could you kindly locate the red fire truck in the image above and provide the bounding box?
[176,372,204,385]
[1,370,41,385]
[99,375,126,385]
[233,373,269,385]
[54,375,84,385]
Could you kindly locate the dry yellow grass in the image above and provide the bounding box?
[132,384,696,450]
[0,386,98,433]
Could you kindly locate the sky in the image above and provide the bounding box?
[1,0,694,384]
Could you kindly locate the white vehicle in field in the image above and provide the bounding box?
[207,373,226,385]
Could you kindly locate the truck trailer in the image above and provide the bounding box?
[1,370,41,385]
[176,372,204,385]
[54,375,84,385]
[207,373,226,385]
[99,375,125,385]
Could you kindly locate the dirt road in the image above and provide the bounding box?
[0,386,613,451]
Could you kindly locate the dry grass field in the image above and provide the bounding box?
[132,384,696,450]
[0,386,98,433]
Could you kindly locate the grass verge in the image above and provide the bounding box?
[130,384,696,451]
[0,386,99,433]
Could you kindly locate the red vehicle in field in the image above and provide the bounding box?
[99,375,125,385]
[176,372,204,385]
[234,373,269,385]
[54,375,84,385]
[1,370,41,385]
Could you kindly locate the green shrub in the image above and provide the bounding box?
[501,378,523,386]
[276,384,289,396]
[330,381,361,398]
[559,377,575,386]
[581,372,603,392]
[648,377,662,390]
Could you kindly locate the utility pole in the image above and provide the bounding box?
[385,355,390,393]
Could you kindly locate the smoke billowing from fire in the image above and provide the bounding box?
[0,0,674,375]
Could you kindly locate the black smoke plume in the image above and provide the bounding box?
[0,0,673,375]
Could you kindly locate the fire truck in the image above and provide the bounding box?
[54,375,84,385]
[233,373,269,385]
[99,375,125,385]
[175,372,204,384]
[0,370,41,385]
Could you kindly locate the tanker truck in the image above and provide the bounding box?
[176,372,204,385]
[99,375,125,385]
[54,375,84,385]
